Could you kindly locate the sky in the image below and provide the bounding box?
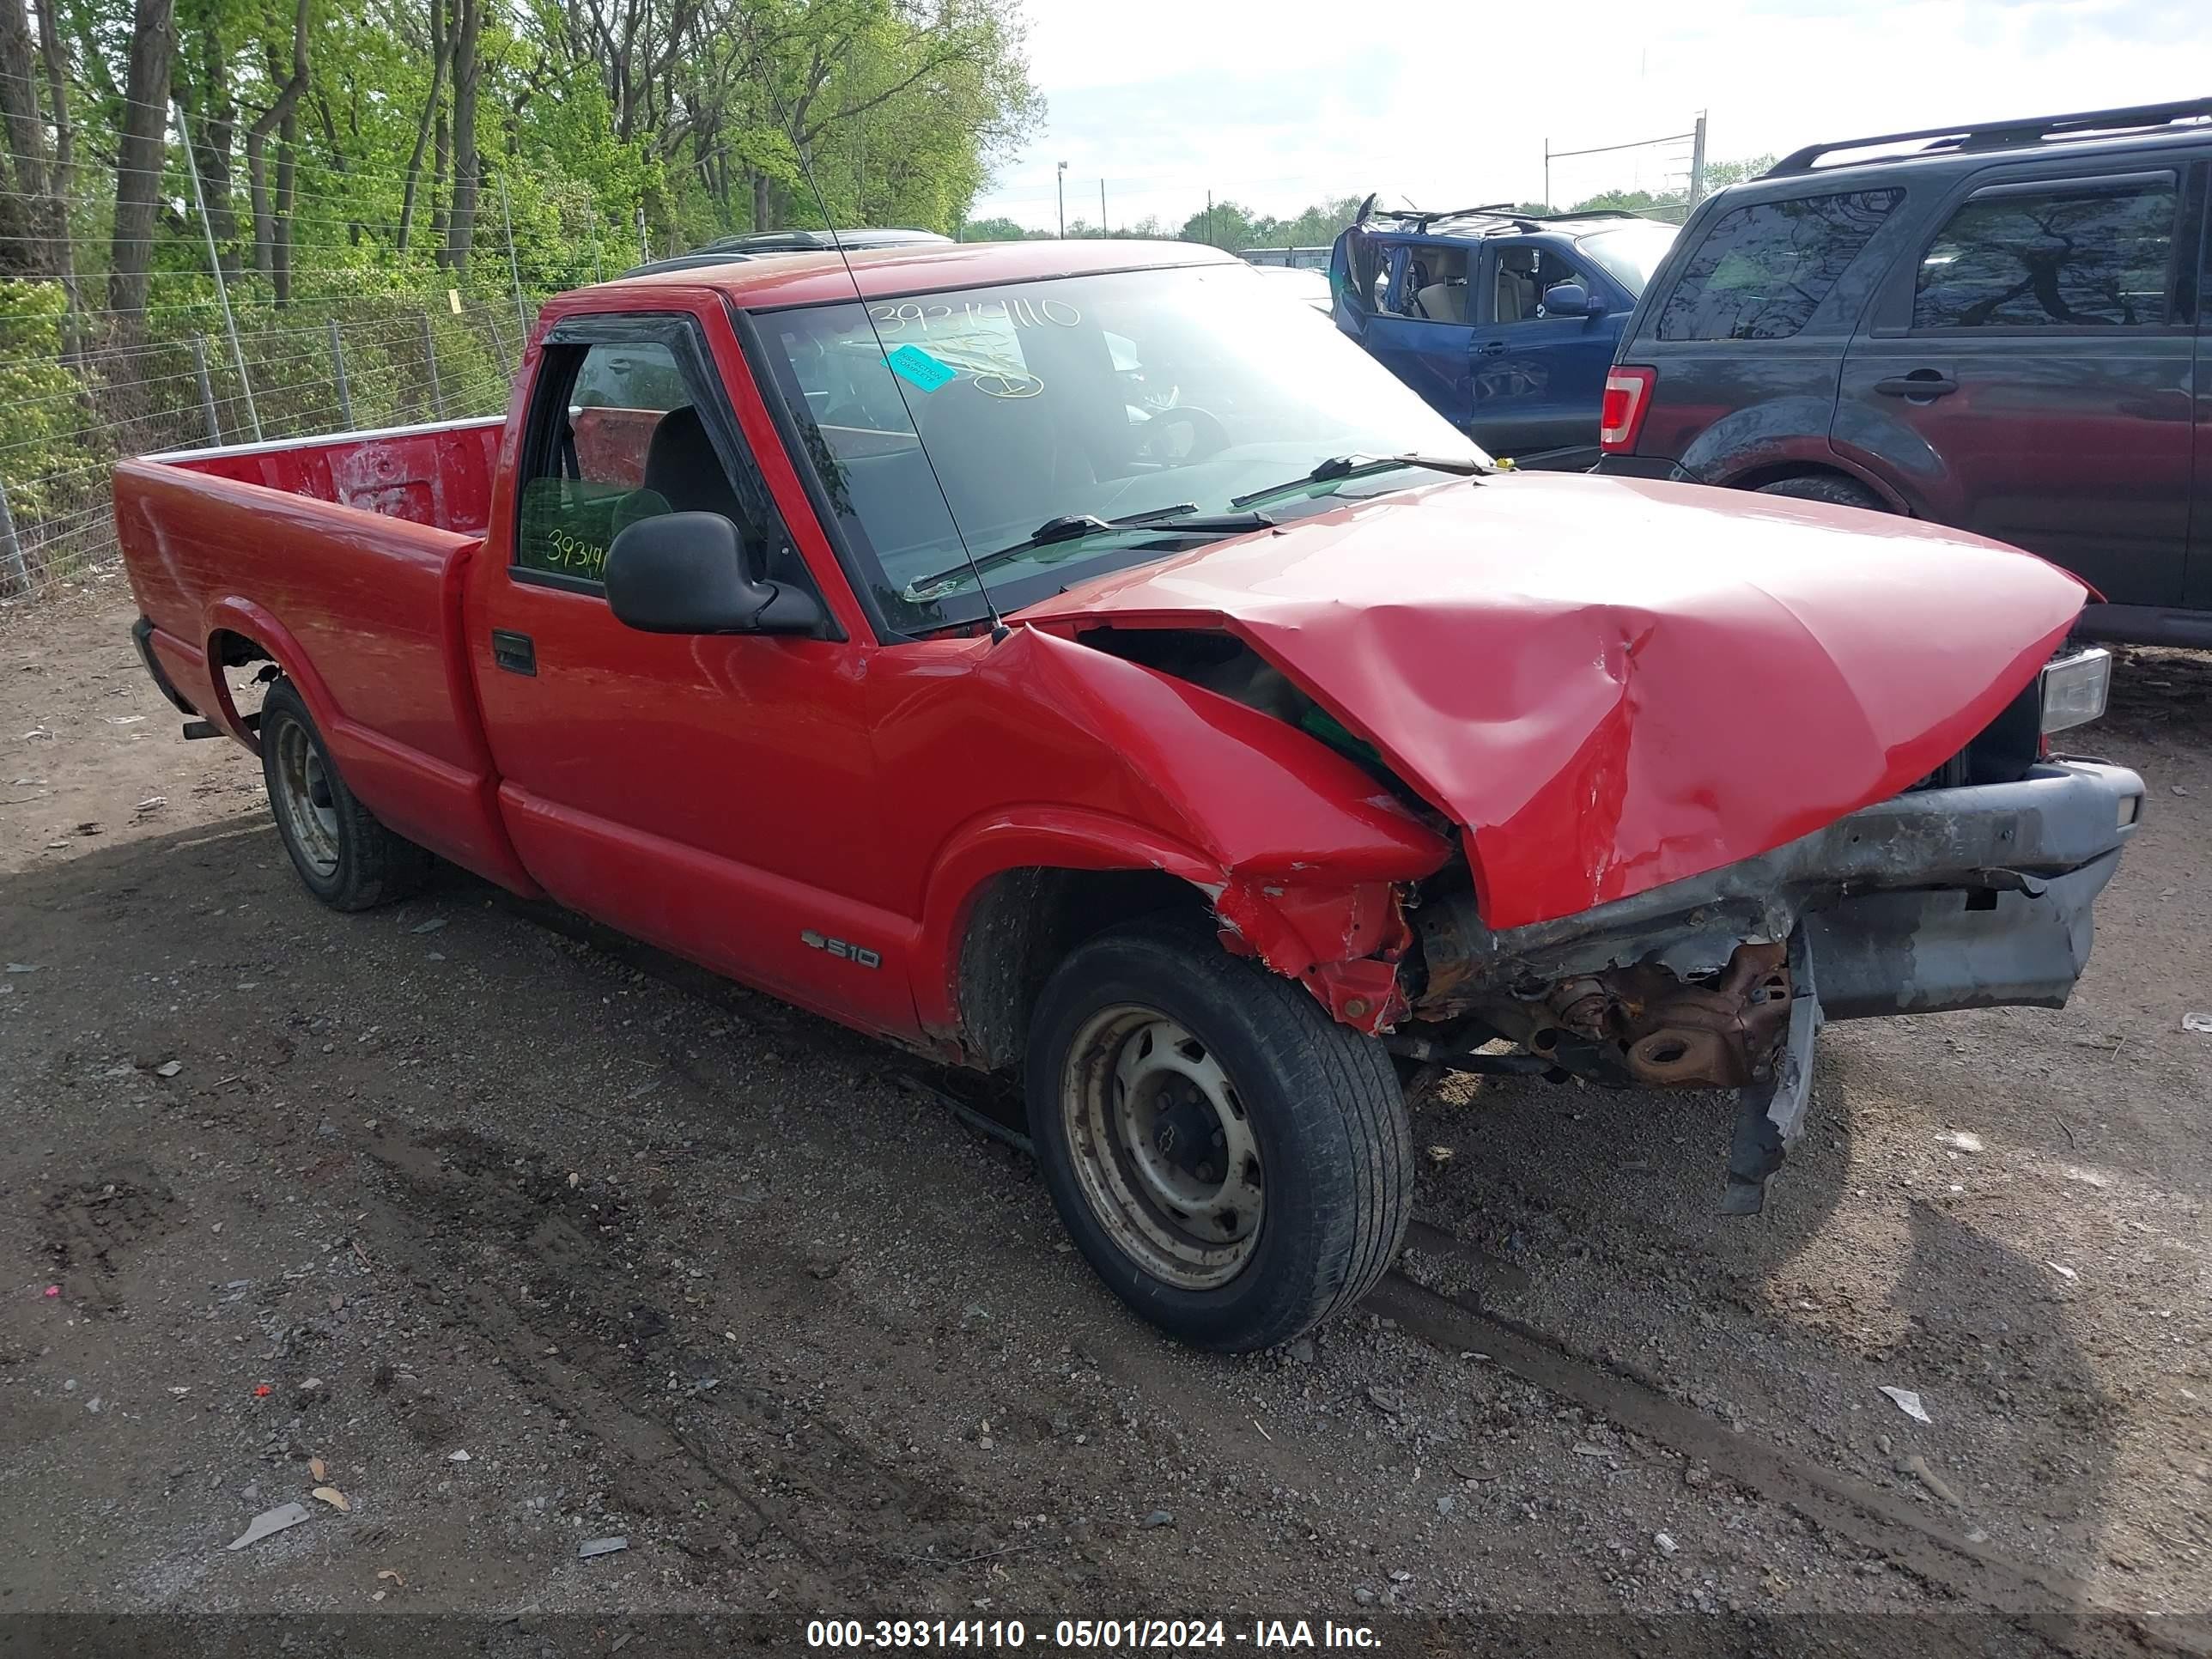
[966,0,2212,234]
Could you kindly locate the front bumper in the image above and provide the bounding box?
[1432,760,2142,1018]
[1412,761,2144,1206]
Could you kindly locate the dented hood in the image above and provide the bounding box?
[1013,473,2087,931]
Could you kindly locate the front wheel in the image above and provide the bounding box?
[1025,921,1413,1352]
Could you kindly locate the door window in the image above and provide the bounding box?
[1486,242,1591,324]
[1386,243,1470,323]
[1911,174,2179,330]
[514,333,787,592]
[1656,189,1902,341]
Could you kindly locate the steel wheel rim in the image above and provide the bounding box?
[274,720,341,879]
[1061,1006,1264,1290]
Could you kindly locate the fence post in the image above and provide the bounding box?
[173,100,261,442]
[0,479,29,598]
[420,312,443,417]
[327,319,352,428]
[499,176,528,339]
[190,335,222,445]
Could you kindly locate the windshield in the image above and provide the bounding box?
[1574,222,1680,295]
[757,263,1489,632]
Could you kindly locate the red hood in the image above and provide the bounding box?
[1013,472,2087,931]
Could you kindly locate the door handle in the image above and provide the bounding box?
[1475,341,1508,356]
[1874,371,1958,399]
[491,629,537,676]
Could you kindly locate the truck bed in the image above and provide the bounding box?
[114,415,529,891]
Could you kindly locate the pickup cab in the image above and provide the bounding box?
[115,240,2143,1352]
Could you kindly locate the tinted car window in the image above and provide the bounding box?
[1656,189,1902,341]
[1575,222,1678,294]
[1912,175,2178,329]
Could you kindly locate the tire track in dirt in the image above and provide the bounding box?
[349,1114,1061,1608]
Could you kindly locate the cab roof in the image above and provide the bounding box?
[572,238,1241,311]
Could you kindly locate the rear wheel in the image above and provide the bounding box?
[260,679,430,912]
[1025,920,1412,1352]
[1753,473,1889,512]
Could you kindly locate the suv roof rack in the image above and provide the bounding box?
[1767,96,2212,176]
[1360,202,1648,235]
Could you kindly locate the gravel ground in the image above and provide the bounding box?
[1,586,2207,1656]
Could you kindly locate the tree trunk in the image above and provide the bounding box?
[245,0,308,284]
[106,0,175,335]
[0,0,52,277]
[396,0,447,255]
[32,0,85,351]
[194,23,240,280]
[752,169,771,233]
[441,0,480,272]
[429,0,449,257]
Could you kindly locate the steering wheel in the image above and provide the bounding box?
[1132,406,1230,466]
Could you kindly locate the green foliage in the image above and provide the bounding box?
[0,283,88,514]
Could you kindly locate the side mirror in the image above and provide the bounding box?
[605,511,824,636]
[1540,282,1594,318]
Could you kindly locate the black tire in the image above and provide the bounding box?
[259,678,430,912]
[1753,473,1889,512]
[1024,919,1412,1352]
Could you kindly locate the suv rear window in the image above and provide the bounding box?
[1656,189,1902,341]
[1911,174,2178,329]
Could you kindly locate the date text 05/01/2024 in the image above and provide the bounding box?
[804,1618,1381,1650]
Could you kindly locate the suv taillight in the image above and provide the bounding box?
[1600,365,1656,454]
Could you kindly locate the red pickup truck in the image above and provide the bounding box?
[115,239,2142,1352]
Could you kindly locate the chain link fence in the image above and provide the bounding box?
[0,110,571,602]
[0,297,526,599]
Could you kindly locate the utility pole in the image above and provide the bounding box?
[1688,110,1710,206]
[1056,161,1066,238]
[1100,179,1108,237]
[1542,137,1551,212]
[1206,190,1213,246]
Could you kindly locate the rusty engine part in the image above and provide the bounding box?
[1411,885,1794,1087]
[1530,942,1791,1087]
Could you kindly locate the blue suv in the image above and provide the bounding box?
[1329,204,1678,467]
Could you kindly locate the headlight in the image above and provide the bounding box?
[2041,647,2111,735]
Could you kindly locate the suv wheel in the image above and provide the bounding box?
[1025,919,1412,1352]
[1753,474,1890,512]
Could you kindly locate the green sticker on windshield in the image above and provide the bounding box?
[884,343,957,393]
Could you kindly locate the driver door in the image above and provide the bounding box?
[469,308,919,1036]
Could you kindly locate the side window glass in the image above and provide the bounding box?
[1397,243,1468,324]
[1912,177,2177,330]
[514,338,769,587]
[1656,189,1902,341]
[1492,244,1586,324]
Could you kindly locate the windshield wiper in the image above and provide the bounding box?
[1228,452,1491,510]
[904,505,1274,599]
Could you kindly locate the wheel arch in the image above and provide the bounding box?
[915,808,1231,1066]
[200,598,342,758]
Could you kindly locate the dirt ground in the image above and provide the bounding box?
[2,582,2209,1656]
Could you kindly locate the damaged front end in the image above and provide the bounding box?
[1392,661,2142,1211]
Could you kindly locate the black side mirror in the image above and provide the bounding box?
[604,511,824,636]
[1540,282,1594,318]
